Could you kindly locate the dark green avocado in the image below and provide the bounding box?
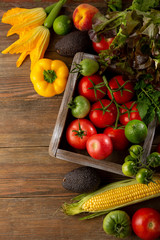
[55,30,92,57]
[62,166,101,193]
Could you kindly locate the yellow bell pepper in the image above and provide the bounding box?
[30,58,69,97]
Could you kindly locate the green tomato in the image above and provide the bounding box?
[79,58,99,76]
[147,152,160,168]
[68,95,90,118]
[129,145,143,159]
[124,155,136,162]
[103,210,131,239]
[136,168,153,185]
[122,161,138,177]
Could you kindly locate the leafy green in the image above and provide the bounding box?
[135,80,160,124]
[105,0,122,12]
[89,8,160,89]
[130,0,160,12]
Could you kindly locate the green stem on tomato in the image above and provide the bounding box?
[102,75,121,129]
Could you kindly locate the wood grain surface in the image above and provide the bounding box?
[0,1,160,240]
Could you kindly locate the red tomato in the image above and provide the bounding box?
[89,99,117,128]
[132,208,160,240]
[92,35,114,54]
[119,101,141,125]
[78,74,107,102]
[107,75,135,104]
[103,126,129,150]
[86,133,113,160]
[157,144,160,153]
[66,119,97,150]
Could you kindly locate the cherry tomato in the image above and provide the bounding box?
[89,99,117,128]
[136,168,153,185]
[78,58,99,76]
[78,74,107,102]
[147,152,160,168]
[68,95,90,118]
[124,155,136,162]
[119,101,141,125]
[129,145,143,159]
[86,133,113,160]
[107,76,135,104]
[132,208,160,240]
[66,119,97,150]
[92,35,114,54]
[103,126,129,150]
[157,143,160,153]
[122,161,138,177]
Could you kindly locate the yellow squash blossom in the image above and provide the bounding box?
[2,7,47,37]
[30,58,69,97]
[2,26,50,70]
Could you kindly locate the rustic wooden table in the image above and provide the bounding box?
[0,1,160,240]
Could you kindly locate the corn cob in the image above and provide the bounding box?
[62,176,160,219]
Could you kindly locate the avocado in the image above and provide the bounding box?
[62,166,101,193]
[55,31,92,57]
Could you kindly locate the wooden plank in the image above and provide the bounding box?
[49,52,84,156]
[0,146,80,197]
[56,149,124,176]
[0,196,159,240]
[0,146,159,239]
[0,98,62,147]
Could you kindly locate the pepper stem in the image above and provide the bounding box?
[43,70,57,83]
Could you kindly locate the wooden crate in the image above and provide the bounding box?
[49,52,157,176]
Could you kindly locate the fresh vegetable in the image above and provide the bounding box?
[89,1,160,93]
[1,7,47,36]
[2,24,50,70]
[132,208,160,240]
[30,58,69,97]
[122,161,138,177]
[130,0,160,12]
[124,155,136,163]
[66,119,97,150]
[122,145,158,184]
[55,31,92,57]
[89,99,117,128]
[129,145,143,159]
[107,75,135,104]
[86,133,113,160]
[147,152,160,168]
[92,36,114,54]
[44,0,67,29]
[136,168,153,185]
[53,15,72,35]
[135,80,160,125]
[62,176,160,219]
[72,58,99,76]
[124,119,148,144]
[62,166,101,193]
[103,126,129,150]
[68,95,90,118]
[119,101,141,125]
[103,210,131,239]
[78,74,107,102]
[105,0,122,12]
[44,3,57,14]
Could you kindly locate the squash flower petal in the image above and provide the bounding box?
[2,7,47,36]
[2,26,50,70]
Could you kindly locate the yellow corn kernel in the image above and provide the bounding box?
[82,179,160,212]
[62,176,160,219]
